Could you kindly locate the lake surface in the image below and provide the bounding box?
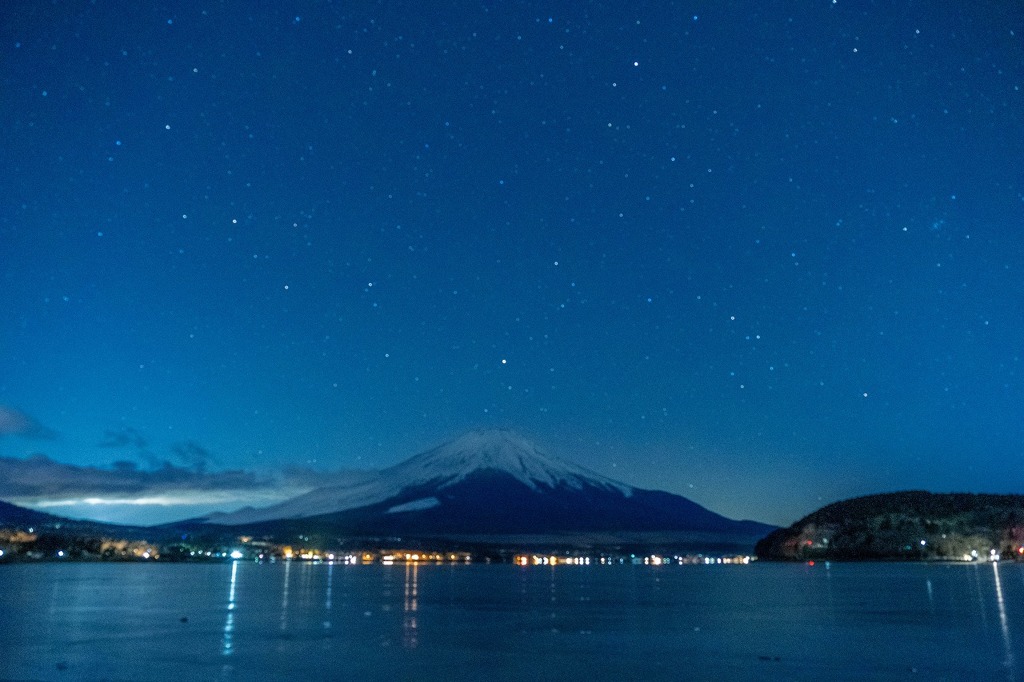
[0,560,1020,680]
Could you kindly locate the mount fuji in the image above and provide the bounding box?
[202,429,773,545]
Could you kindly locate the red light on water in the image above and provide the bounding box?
[808,561,815,566]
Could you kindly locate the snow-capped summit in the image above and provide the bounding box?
[394,428,632,496]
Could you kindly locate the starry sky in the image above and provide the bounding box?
[2,1,1022,527]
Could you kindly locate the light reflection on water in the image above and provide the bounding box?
[993,562,1015,673]
[403,561,419,649]
[323,561,333,631]
[1,561,1022,680]
[221,560,238,657]
[278,557,290,632]
[973,563,991,630]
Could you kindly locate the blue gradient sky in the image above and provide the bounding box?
[2,1,1022,526]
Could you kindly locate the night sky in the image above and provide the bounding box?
[2,2,1022,526]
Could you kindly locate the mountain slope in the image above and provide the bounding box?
[0,499,174,542]
[210,429,629,525]
[755,491,1024,560]
[207,430,774,541]
[0,499,66,527]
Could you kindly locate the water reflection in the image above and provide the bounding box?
[403,562,419,649]
[972,564,990,629]
[992,562,1015,673]
[5,561,1024,679]
[280,559,291,631]
[324,562,333,630]
[222,560,238,657]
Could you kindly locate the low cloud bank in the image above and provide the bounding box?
[0,417,376,520]
[0,453,377,514]
[0,454,265,502]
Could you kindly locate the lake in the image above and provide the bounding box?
[0,560,1019,680]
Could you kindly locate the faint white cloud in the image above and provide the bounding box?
[0,406,57,439]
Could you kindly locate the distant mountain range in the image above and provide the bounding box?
[200,429,775,549]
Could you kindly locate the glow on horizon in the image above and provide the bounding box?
[32,494,282,507]
[25,490,301,512]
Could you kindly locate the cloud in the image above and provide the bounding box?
[0,406,57,440]
[0,445,386,520]
[0,453,268,503]
[98,428,148,450]
[171,440,217,474]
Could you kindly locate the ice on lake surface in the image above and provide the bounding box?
[1,560,1020,680]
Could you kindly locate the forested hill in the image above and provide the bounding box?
[0,500,65,527]
[755,491,1024,561]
